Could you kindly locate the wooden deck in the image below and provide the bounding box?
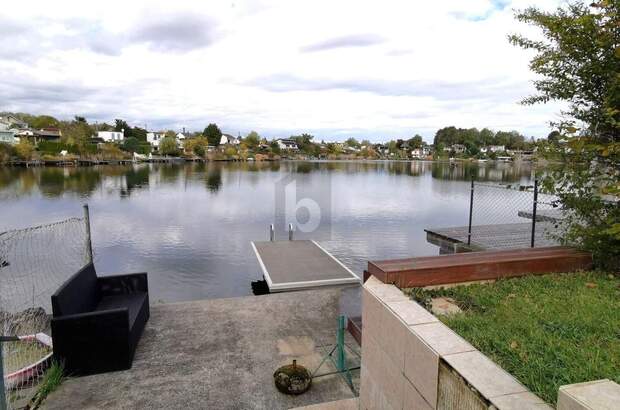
[252,240,360,292]
[366,246,592,288]
[425,222,560,252]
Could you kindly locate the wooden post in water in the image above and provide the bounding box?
[83,204,94,263]
[467,179,474,246]
[531,179,538,248]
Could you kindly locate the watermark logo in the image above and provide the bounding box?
[275,173,332,240]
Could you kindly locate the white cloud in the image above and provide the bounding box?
[1,0,566,141]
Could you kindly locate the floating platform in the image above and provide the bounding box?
[425,222,559,252]
[252,240,361,292]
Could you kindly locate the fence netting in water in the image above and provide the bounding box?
[469,182,564,249]
[1,216,89,409]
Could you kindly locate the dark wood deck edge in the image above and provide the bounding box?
[368,247,593,288]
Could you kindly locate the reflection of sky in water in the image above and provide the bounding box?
[0,161,535,302]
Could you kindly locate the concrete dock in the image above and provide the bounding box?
[425,222,559,252]
[42,289,360,410]
[252,240,360,292]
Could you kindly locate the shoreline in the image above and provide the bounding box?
[1,157,543,168]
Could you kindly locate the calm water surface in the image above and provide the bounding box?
[0,161,535,302]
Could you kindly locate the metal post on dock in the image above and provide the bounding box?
[467,179,474,246]
[531,179,538,248]
[269,224,275,242]
[83,204,94,263]
[336,315,346,374]
[288,223,294,241]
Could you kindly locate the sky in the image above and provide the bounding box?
[0,0,568,142]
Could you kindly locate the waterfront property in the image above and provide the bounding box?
[220,133,241,145]
[97,130,125,143]
[146,131,165,148]
[43,288,360,410]
[277,138,299,150]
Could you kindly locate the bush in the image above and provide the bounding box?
[194,144,205,157]
[0,142,15,163]
[541,139,620,270]
[15,140,34,160]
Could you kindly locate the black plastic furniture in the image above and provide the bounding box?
[51,263,149,375]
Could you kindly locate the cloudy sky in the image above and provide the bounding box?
[1,0,567,142]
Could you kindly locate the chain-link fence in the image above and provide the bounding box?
[1,207,92,410]
[466,180,564,250]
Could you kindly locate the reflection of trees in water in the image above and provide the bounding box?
[206,165,222,193]
[120,165,150,197]
[39,168,101,197]
[431,162,533,182]
[0,168,38,197]
[159,164,183,184]
[0,161,537,200]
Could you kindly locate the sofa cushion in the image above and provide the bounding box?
[51,263,100,317]
[95,292,147,328]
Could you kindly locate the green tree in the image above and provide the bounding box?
[30,115,59,129]
[244,131,260,149]
[509,1,619,142]
[407,135,423,149]
[345,137,360,148]
[132,127,147,142]
[114,119,130,133]
[121,137,140,153]
[204,123,222,146]
[159,136,178,156]
[270,140,281,155]
[511,1,620,269]
[547,130,562,144]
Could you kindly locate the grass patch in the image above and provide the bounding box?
[404,271,620,404]
[30,361,64,409]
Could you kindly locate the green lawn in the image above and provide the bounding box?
[405,271,620,404]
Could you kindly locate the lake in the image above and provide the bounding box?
[0,161,535,303]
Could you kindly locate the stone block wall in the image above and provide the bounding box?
[360,276,551,410]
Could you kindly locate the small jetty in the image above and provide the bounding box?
[425,222,559,252]
[252,240,360,292]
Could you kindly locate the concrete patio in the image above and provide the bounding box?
[43,288,360,410]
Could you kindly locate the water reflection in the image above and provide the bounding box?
[0,160,537,302]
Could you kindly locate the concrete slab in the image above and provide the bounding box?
[557,379,620,410]
[289,397,359,409]
[42,289,360,410]
[252,240,360,292]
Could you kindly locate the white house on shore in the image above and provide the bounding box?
[98,130,125,142]
[220,134,240,145]
[277,139,299,150]
[480,145,506,154]
[147,132,165,148]
[411,146,431,159]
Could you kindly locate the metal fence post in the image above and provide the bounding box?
[269,224,275,241]
[531,179,538,248]
[83,204,94,263]
[0,340,6,410]
[288,223,293,241]
[336,315,346,373]
[467,179,474,246]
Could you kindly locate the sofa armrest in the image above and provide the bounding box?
[98,272,148,296]
[52,307,129,326]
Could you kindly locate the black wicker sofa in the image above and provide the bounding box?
[50,263,149,375]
